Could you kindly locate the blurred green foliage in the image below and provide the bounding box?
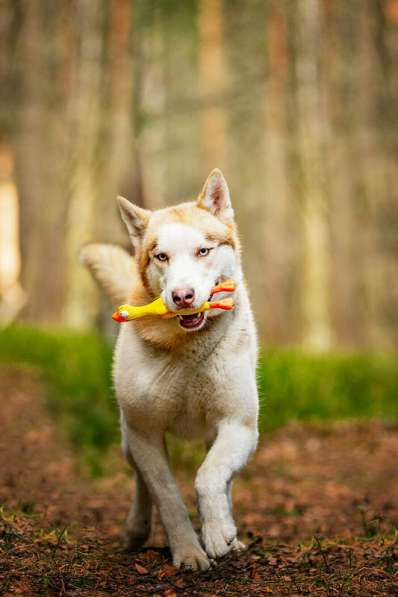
[0,326,397,474]
[0,325,116,475]
[257,351,398,433]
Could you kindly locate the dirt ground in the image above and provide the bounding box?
[0,368,397,596]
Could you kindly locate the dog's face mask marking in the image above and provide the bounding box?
[148,222,237,331]
[117,169,240,332]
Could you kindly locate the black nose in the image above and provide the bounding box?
[172,288,195,307]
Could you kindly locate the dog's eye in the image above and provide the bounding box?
[155,252,168,262]
[197,247,210,257]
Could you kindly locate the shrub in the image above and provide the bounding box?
[1,325,397,473]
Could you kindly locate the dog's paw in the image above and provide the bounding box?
[231,537,246,552]
[124,525,150,551]
[172,540,211,571]
[201,519,237,559]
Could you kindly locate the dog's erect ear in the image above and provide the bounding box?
[197,168,234,224]
[117,196,151,243]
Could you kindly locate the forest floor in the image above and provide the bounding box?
[0,368,397,596]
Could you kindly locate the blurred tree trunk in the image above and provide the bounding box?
[355,1,397,349]
[64,0,105,328]
[0,3,25,322]
[133,4,167,210]
[381,0,398,347]
[262,1,301,344]
[223,0,268,339]
[0,144,25,322]
[93,0,136,336]
[160,1,201,202]
[324,0,373,348]
[198,0,226,171]
[14,1,70,324]
[95,0,135,242]
[294,0,333,350]
[133,3,200,209]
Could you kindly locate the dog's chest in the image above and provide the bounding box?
[114,328,225,438]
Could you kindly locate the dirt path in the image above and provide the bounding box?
[0,368,397,596]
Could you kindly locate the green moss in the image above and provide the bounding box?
[1,325,397,474]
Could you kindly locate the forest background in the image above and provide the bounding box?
[1,0,397,352]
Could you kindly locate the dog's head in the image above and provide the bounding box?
[118,169,241,332]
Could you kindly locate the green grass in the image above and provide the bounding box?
[0,325,397,474]
[0,325,117,475]
[257,349,398,433]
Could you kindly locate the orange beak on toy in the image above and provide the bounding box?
[210,280,235,294]
[112,312,128,322]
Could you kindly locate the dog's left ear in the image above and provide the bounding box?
[197,168,234,224]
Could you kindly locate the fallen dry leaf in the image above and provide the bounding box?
[158,563,178,578]
[134,563,149,575]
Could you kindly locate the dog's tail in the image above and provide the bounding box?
[80,243,137,306]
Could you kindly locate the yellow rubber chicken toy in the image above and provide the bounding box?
[112,280,235,322]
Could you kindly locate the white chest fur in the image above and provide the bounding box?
[113,288,258,439]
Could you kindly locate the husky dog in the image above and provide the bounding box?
[81,169,259,571]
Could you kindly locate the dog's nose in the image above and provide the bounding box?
[172,288,195,308]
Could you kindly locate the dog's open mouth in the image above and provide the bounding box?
[178,312,206,331]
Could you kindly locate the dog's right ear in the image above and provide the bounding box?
[117,196,151,245]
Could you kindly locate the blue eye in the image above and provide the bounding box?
[198,248,210,257]
[155,253,168,262]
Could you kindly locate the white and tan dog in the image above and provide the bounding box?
[81,169,259,571]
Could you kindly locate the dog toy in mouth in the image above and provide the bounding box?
[112,279,235,322]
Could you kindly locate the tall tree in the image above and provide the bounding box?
[14,1,71,323]
[64,0,106,327]
[293,0,333,350]
[223,0,268,339]
[0,144,25,322]
[198,0,226,172]
[262,0,301,344]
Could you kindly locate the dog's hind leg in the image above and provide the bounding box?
[124,425,210,571]
[125,465,152,550]
[122,422,152,550]
[196,419,258,559]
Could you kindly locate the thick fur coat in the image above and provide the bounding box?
[81,169,259,570]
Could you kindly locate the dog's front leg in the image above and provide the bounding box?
[196,420,258,558]
[125,425,210,571]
